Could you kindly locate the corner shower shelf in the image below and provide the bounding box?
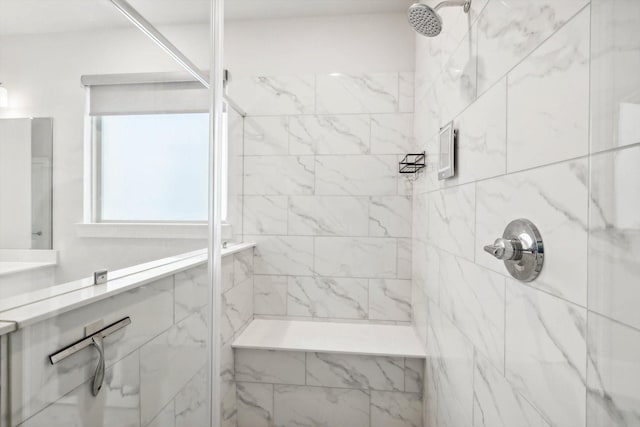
[232,319,427,359]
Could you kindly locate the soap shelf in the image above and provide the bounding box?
[399,152,426,174]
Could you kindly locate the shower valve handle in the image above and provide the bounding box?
[483,238,523,261]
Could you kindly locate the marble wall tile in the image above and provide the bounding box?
[253,275,287,316]
[19,351,140,427]
[587,312,640,427]
[505,280,587,427]
[404,358,424,394]
[244,156,314,195]
[306,352,404,391]
[244,116,289,156]
[236,382,274,427]
[369,196,412,238]
[315,237,397,279]
[371,114,415,155]
[506,8,590,172]
[288,114,370,155]
[315,155,398,196]
[424,301,474,427]
[174,264,208,323]
[10,278,174,425]
[234,249,254,286]
[147,402,175,427]
[235,349,305,385]
[370,391,422,427]
[140,312,208,426]
[590,0,640,153]
[243,196,288,235]
[287,276,368,319]
[399,72,415,113]
[427,183,476,262]
[589,145,640,330]
[450,77,506,186]
[250,235,314,276]
[288,196,369,236]
[316,73,399,114]
[221,279,253,345]
[273,385,369,427]
[221,255,235,294]
[174,370,208,427]
[221,381,237,427]
[476,159,589,306]
[369,279,412,322]
[477,0,589,93]
[438,253,505,371]
[473,353,548,427]
[397,238,412,280]
[230,75,315,115]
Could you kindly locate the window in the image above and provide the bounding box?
[97,113,209,222]
[82,74,217,225]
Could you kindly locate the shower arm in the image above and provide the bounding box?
[434,0,471,13]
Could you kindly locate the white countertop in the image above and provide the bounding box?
[232,319,427,359]
[0,242,255,332]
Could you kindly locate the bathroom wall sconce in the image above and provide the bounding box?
[0,83,8,108]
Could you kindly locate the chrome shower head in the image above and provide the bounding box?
[408,0,471,37]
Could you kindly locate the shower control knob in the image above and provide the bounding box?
[483,238,522,261]
[483,219,544,282]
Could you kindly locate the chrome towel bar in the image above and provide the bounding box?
[49,316,131,396]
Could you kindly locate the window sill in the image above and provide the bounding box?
[75,222,216,239]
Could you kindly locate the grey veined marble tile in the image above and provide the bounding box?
[288,114,371,155]
[287,276,368,320]
[237,382,274,427]
[371,391,422,427]
[589,145,640,330]
[235,349,305,385]
[587,312,640,427]
[316,73,399,114]
[230,75,315,115]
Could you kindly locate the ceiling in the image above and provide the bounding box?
[0,0,413,35]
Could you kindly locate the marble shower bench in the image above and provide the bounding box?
[231,319,426,427]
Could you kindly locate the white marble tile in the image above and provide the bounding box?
[237,382,274,427]
[253,275,287,316]
[288,196,369,236]
[316,73,399,114]
[244,156,314,195]
[506,8,590,172]
[249,235,314,276]
[243,196,288,235]
[19,351,140,427]
[371,114,415,155]
[222,279,253,345]
[404,358,424,394]
[424,301,474,427]
[221,255,235,294]
[476,159,588,306]
[220,341,235,405]
[397,238,412,280]
[587,312,640,427]
[590,0,640,153]
[273,385,369,427]
[174,265,208,323]
[221,381,237,427]
[369,196,411,238]
[315,155,398,196]
[473,353,548,427]
[288,114,370,155]
[244,116,289,156]
[174,370,208,427]
[589,146,640,330]
[147,402,175,427]
[477,0,589,93]
[427,184,476,262]
[505,280,587,427]
[314,237,397,279]
[230,75,315,115]
[287,276,368,320]
[398,72,415,113]
[234,248,254,286]
[369,279,411,322]
[140,311,208,426]
[449,77,507,186]
[235,349,305,385]
[10,278,174,425]
[371,391,422,427]
[306,352,404,391]
[438,253,505,371]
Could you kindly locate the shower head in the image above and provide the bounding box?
[408,0,471,37]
